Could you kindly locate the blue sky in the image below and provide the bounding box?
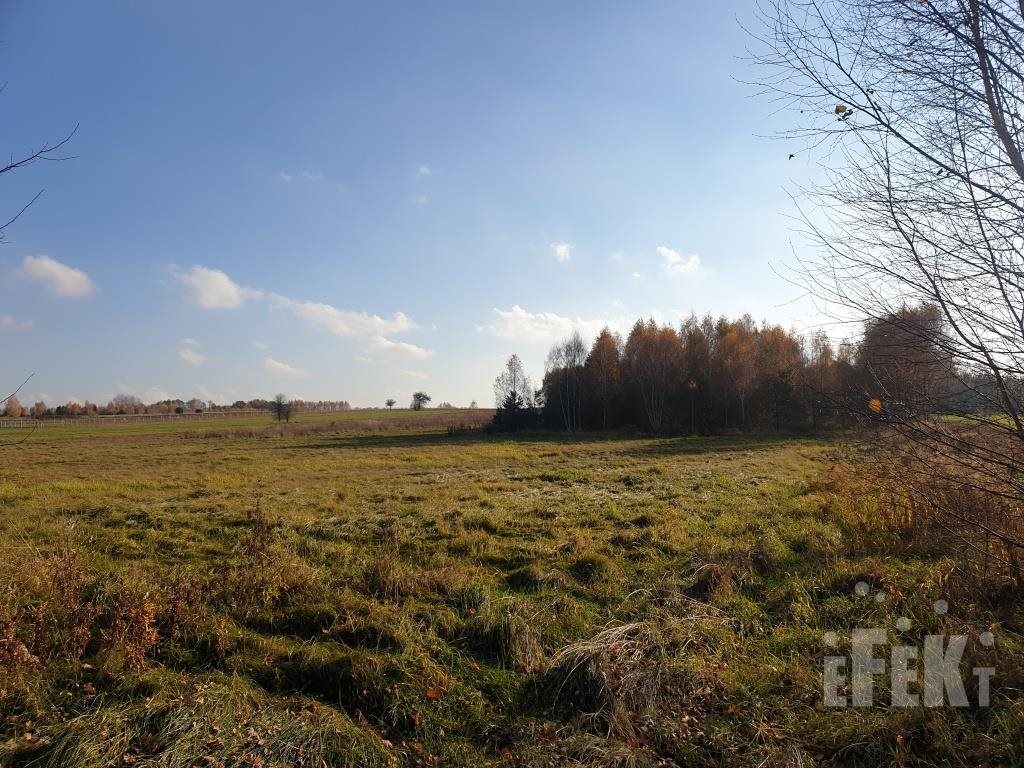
[0,1,818,407]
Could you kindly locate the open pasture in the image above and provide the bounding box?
[0,413,1020,767]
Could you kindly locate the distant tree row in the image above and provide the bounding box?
[493,309,966,434]
[1,395,352,418]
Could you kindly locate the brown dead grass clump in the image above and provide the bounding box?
[363,555,412,602]
[537,614,727,745]
[103,581,160,671]
[466,599,544,673]
[539,622,667,740]
[684,563,735,601]
[26,549,100,664]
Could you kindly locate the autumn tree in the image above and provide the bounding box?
[3,395,23,418]
[856,304,956,417]
[680,316,713,432]
[583,328,622,429]
[622,320,682,433]
[713,318,757,429]
[108,394,143,415]
[30,401,48,418]
[803,331,842,429]
[756,323,803,429]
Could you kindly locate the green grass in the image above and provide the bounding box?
[0,416,1021,766]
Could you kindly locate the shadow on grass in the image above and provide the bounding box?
[631,432,831,457]
[285,427,832,454]
[287,430,600,451]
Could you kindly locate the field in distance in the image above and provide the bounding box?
[0,413,1020,766]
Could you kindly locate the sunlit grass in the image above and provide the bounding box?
[0,418,1020,766]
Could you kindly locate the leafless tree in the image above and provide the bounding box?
[493,354,535,431]
[754,0,1024,563]
[494,355,533,409]
[385,398,396,411]
[545,332,587,432]
[271,393,293,422]
[410,391,431,410]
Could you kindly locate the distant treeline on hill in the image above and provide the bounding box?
[0,396,353,419]
[494,306,985,434]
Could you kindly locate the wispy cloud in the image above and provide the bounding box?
[657,245,703,277]
[263,357,309,378]
[278,170,323,184]
[175,266,432,359]
[195,385,228,405]
[0,314,34,332]
[401,369,429,380]
[116,384,172,403]
[268,295,433,359]
[478,305,615,344]
[18,255,95,297]
[416,164,433,177]
[172,265,262,309]
[253,341,268,350]
[549,242,574,262]
[412,194,428,205]
[178,347,207,366]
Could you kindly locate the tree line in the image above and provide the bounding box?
[493,307,978,435]
[1,395,353,419]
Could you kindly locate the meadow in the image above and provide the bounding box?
[0,410,1020,767]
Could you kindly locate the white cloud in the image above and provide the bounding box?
[278,170,323,184]
[195,385,228,405]
[270,296,414,338]
[368,336,434,360]
[416,164,432,177]
[176,266,430,359]
[179,337,200,346]
[401,369,429,380]
[0,314,33,332]
[18,255,95,297]
[173,266,261,309]
[550,242,574,262]
[657,246,703,277]
[263,357,309,378]
[147,387,171,402]
[632,271,643,279]
[478,305,612,344]
[133,386,171,403]
[269,295,432,359]
[253,341,268,350]
[178,347,207,366]
[412,194,428,205]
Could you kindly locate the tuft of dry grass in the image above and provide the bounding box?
[540,621,668,740]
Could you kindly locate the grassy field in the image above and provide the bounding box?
[1,411,1021,767]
